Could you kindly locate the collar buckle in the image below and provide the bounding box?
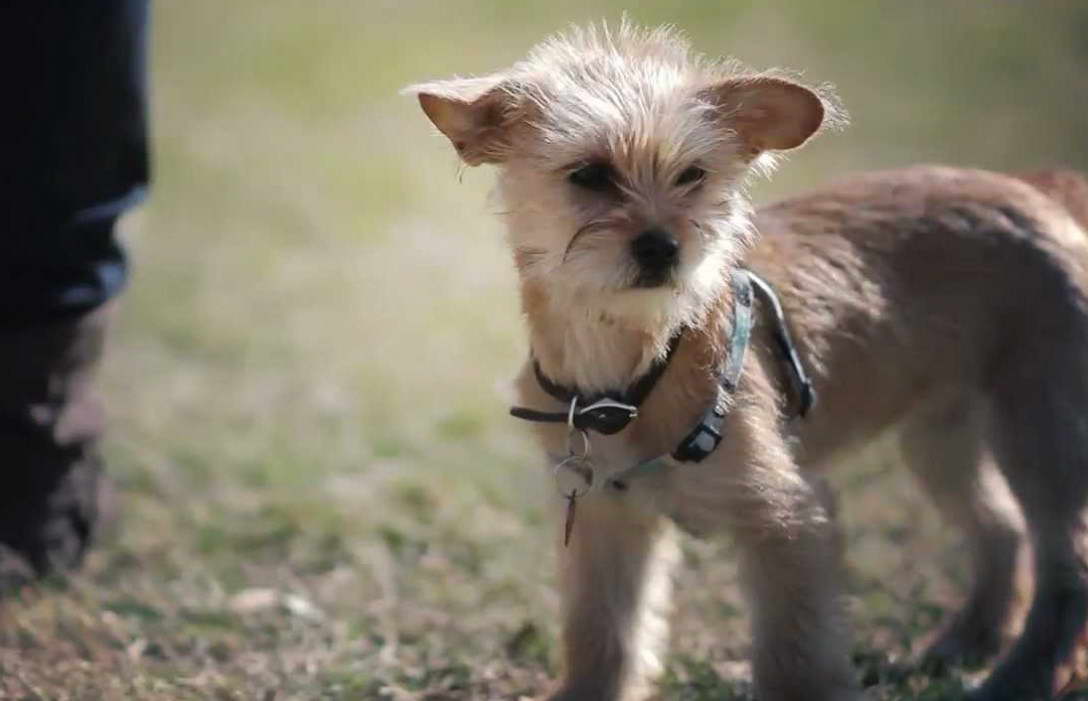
[572,398,639,435]
[672,410,724,462]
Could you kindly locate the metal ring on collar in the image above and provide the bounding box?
[566,427,590,458]
[554,455,593,498]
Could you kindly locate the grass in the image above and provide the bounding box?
[2,2,1088,699]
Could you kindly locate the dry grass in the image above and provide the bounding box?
[2,2,1088,699]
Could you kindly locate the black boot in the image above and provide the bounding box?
[0,304,113,591]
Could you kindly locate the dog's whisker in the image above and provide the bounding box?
[562,221,610,263]
[514,246,548,272]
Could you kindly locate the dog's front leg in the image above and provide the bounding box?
[732,435,859,700]
[670,382,860,700]
[737,514,859,701]
[548,495,677,701]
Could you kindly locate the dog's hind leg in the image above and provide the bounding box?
[969,343,1088,700]
[898,394,1031,668]
[548,496,678,701]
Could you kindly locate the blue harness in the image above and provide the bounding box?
[509,269,814,529]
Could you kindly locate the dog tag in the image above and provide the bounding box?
[563,492,577,547]
[554,453,593,548]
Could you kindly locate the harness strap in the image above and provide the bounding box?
[671,270,753,462]
[748,271,817,417]
[511,268,816,483]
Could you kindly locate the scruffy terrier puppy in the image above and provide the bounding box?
[408,23,1088,701]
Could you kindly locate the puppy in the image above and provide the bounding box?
[407,22,1088,701]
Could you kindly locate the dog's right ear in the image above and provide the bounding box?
[698,76,828,155]
[404,75,519,166]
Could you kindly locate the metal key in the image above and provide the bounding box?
[563,492,577,547]
[554,429,593,548]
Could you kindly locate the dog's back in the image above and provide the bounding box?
[753,164,1088,699]
[1015,168,1088,233]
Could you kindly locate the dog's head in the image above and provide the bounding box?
[408,23,841,330]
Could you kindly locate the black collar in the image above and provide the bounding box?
[510,330,684,435]
[509,269,815,463]
[532,329,683,408]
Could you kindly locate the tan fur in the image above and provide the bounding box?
[409,22,1088,701]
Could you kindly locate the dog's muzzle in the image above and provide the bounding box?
[631,229,678,288]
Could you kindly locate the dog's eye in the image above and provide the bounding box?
[676,165,706,187]
[568,163,615,192]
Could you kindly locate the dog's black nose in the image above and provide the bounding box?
[631,229,679,272]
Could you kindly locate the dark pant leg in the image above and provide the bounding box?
[0,1,149,584]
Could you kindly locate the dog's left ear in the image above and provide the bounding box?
[700,76,825,154]
[404,75,520,166]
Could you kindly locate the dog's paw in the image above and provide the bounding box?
[543,682,644,701]
[544,689,601,701]
[917,617,1008,674]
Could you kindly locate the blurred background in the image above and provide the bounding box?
[4,2,1087,699]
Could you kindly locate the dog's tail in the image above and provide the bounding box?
[1013,168,1088,234]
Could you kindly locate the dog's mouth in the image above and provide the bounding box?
[561,222,684,291]
[631,268,675,289]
